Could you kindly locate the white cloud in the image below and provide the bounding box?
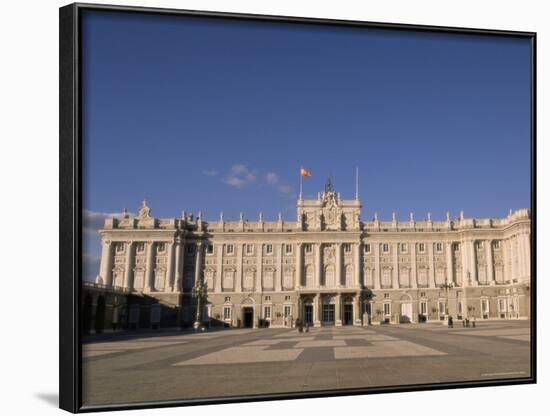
[265,172,292,194]
[82,209,132,235]
[222,164,256,188]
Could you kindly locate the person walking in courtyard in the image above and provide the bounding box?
[472,316,476,328]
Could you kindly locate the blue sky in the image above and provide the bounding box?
[81,11,531,280]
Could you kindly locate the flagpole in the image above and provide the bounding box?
[299,171,303,200]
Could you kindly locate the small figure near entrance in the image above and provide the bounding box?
[447,316,453,328]
[297,318,303,333]
[305,322,310,332]
[472,316,476,328]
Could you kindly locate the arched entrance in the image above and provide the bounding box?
[302,297,314,325]
[241,298,255,328]
[342,296,354,325]
[321,295,335,326]
[94,296,106,334]
[400,294,413,323]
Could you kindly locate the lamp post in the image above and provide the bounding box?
[192,281,207,330]
[439,281,454,325]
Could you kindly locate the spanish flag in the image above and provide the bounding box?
[300,167,312,177]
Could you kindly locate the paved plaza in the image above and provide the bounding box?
[82,320,531,406]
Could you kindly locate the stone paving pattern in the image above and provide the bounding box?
[82,321,531,406]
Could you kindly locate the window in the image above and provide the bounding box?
[206,244,214,254]
[343,243,352,253]
[264,306,272,319]
[187,245,194,254]
[364,244,371,254]
[224,296,231,302]
[420,302,428,315]
[420,291,426,297]
[223,306,232,320]
[382,243,389,253]
[304,244,312,254]
[458,301,463,314]
[477,241,484,250]
[439,302,446,315]
[246,244,254,255]
[226,244,234,254]
[265,295,271,301]
[285,244,293,254]
[384,293,390,299]
[284,295,291,301]
[266,244,273,254]
[284,305,291,317]
[157,242,166,253]
[418,243,425,253]
[383,303,391,316]
[116,242,125,253]
[136,242,145,253]
[498,298,507,312]
[453,243,460,251]
[493,240,501,249]
[435,242,443,253]
[400,243,407,253]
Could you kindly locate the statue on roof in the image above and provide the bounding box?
[137,199,151,219]
[325,176,334,193]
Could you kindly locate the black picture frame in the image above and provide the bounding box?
[59,3,537,413]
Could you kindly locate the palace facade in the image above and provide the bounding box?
[92,181,531,329]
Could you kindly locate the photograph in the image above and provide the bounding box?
[59,2,535,412]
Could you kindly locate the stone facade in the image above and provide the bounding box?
[93,182,531,329]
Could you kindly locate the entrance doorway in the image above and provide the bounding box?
[400,303,413,323]
[343,304,353,325]
[304,304,313,325]
[322,304,335,325]
[242,307,254,328]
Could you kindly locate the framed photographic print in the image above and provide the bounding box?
[59,3,536,413]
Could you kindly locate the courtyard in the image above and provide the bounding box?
[82,320,531,407]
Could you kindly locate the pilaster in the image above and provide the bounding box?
[486,239,495,285]
[123,241,135,289]
[374,243,381,290]
[392,242,399,289]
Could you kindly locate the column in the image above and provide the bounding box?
[97,240,114,286]
[461,240,469,286]
[335,294,342,326]
[354,243,361,287]
[256,243,263,291]
[428,242,436,288]
[522,232,531,281]
[314,293,321,327]
[486,239,495,285]
[392,243,399,288]
[123,241,135,289]
[173,237,184,293]
[335,243,342,287]
[236,243,243,292]
[510,237,518,281]
[165,241,175,291]
[315,243,322,288]
[502,238,510,282]
[468,241,477,284]
[194,241,203,285]
[374,243,381,290]
[445,242,453,284]
[354,295,360,325]
[215,244,223,292]
[145,241,156,291]
[275,243,283,292]
[295,243,302,289]
[411,242,417,289]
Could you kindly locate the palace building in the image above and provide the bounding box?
[91,180,531,330]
